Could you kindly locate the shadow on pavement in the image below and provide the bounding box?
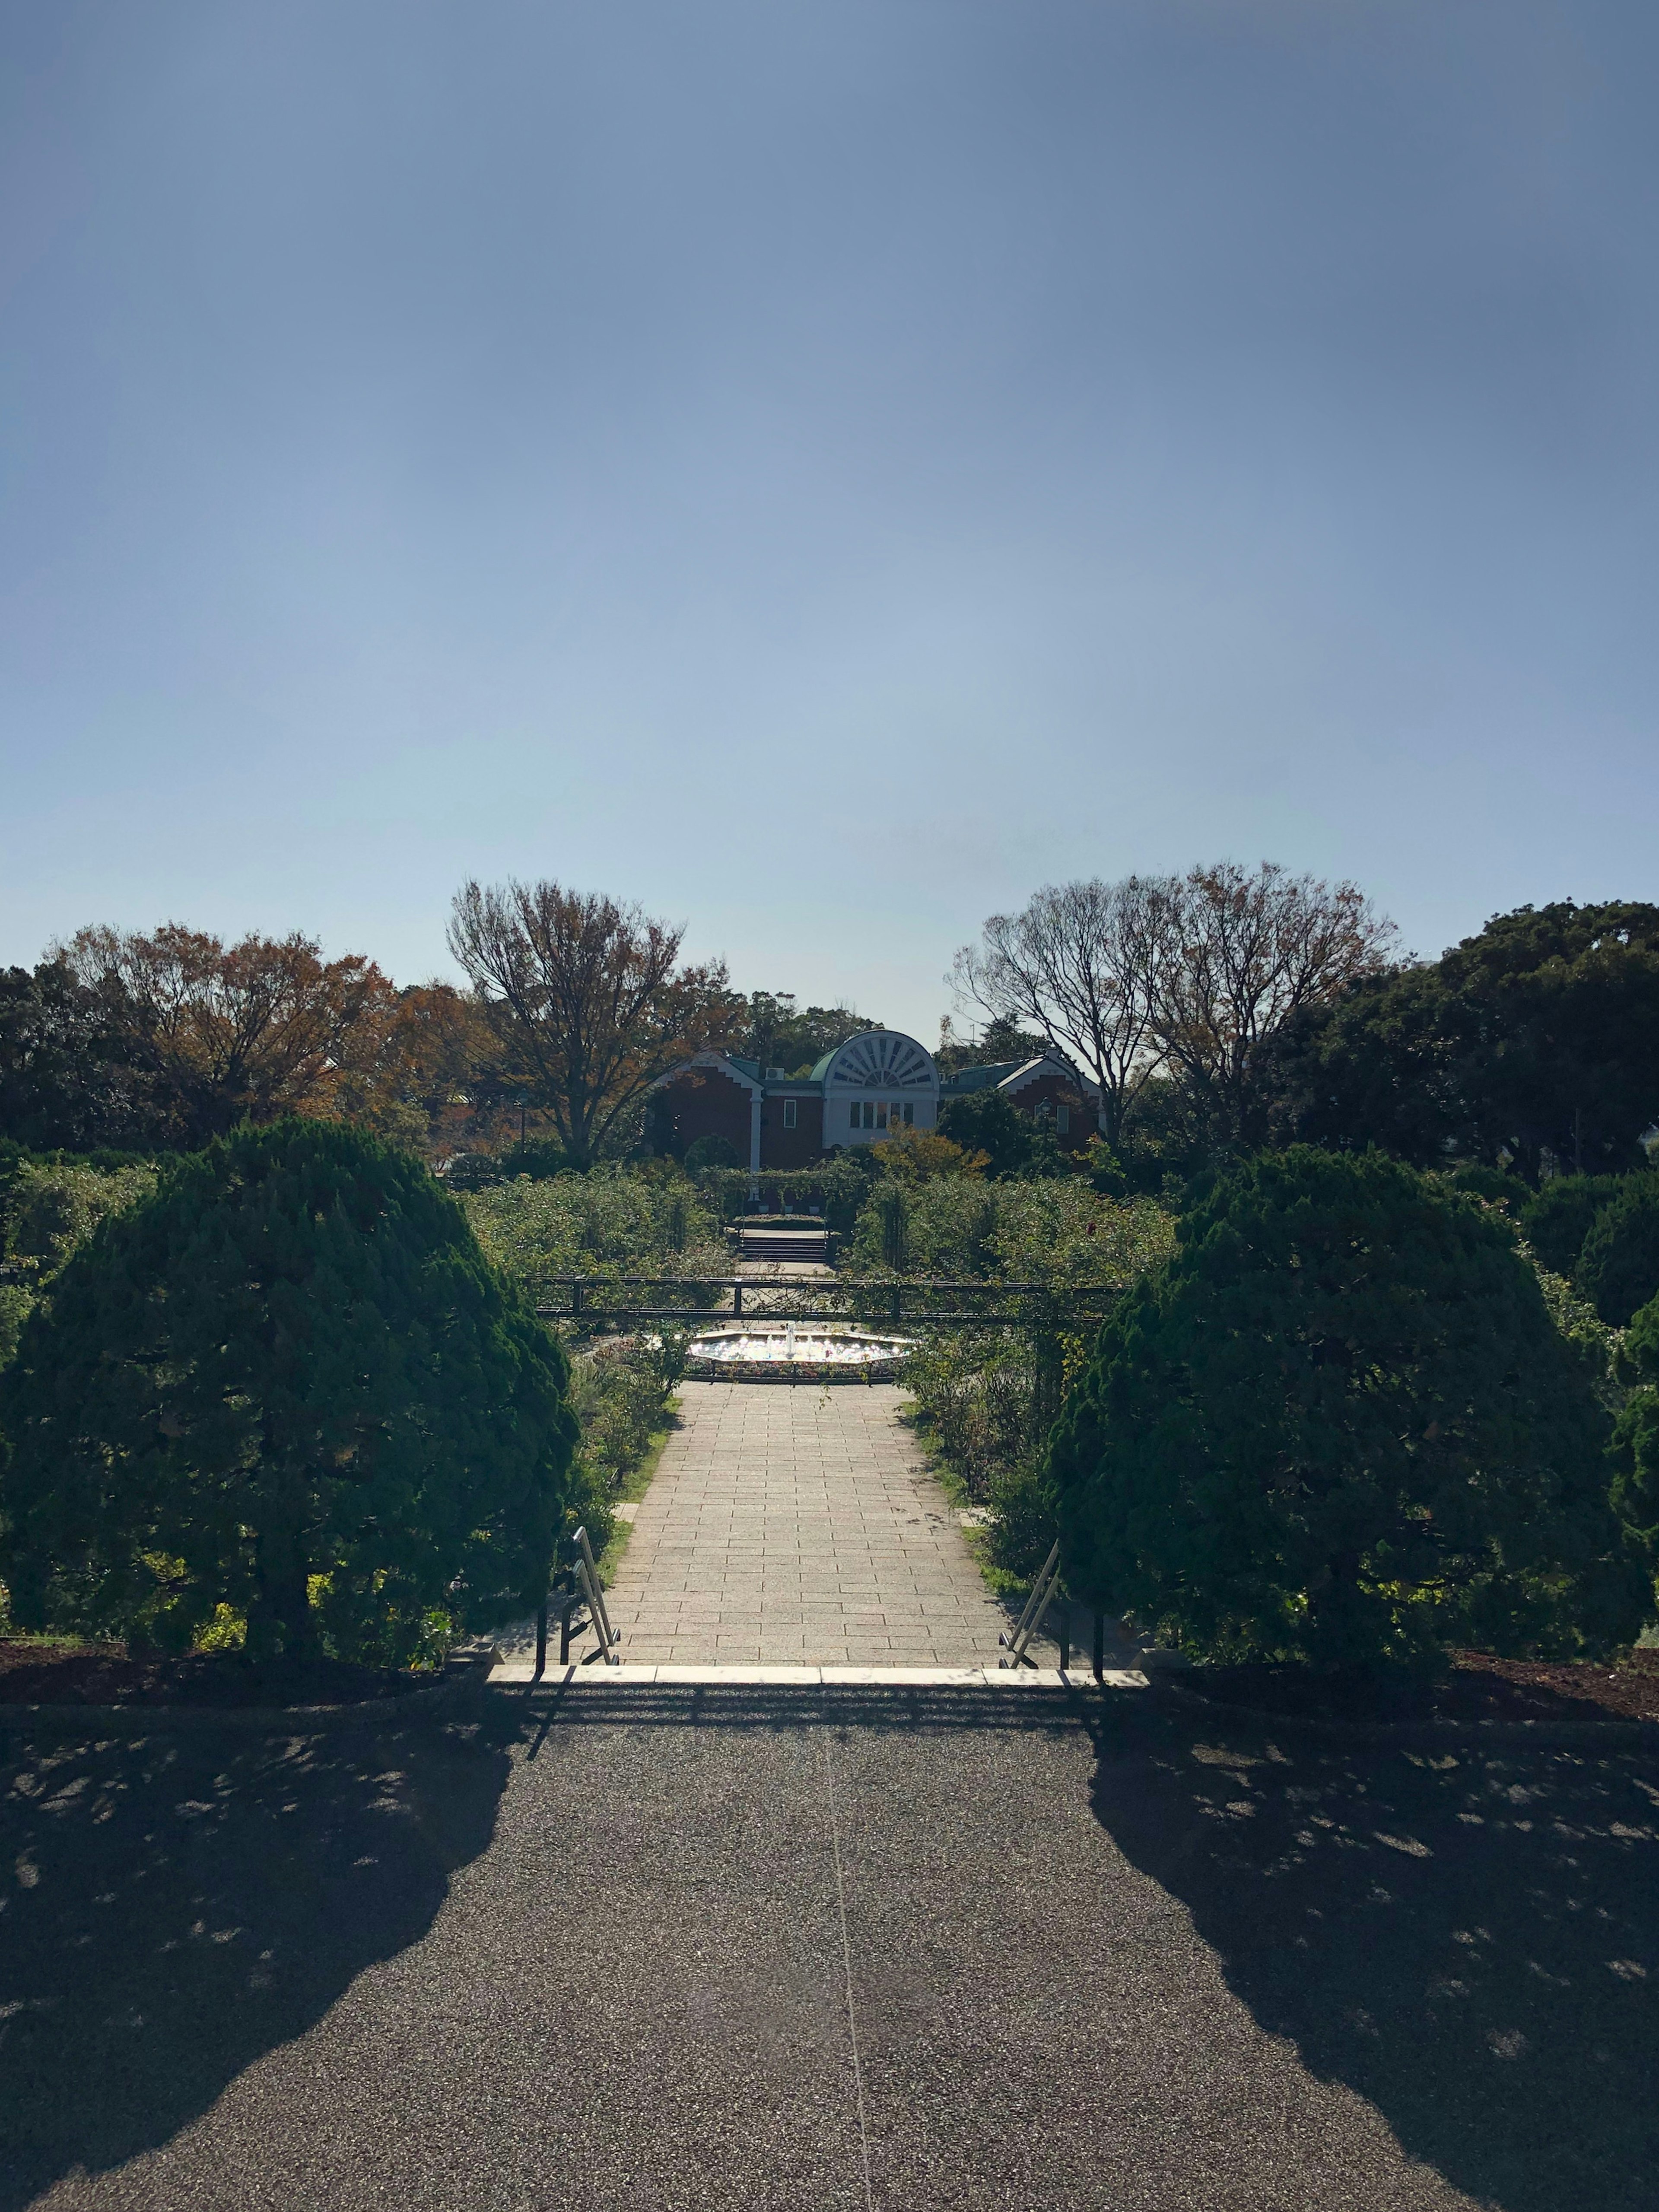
[1088,1700,1659,2212]
[0,1712,513,2212]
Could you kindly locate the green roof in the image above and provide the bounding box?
[938,1059,1022,1096]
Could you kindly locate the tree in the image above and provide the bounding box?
[61,924,388,1149]
[1048,1148,1647,1669]
[1268,903,1659,1183]
[934,1014,1046,1080]
[952,877,1167,1147]
[868,1126,988,1181]
[1610,1294,1659,1566]
[1520,1174,1633,1279]
[1576,1178,1659,1326]
[331,981,489,1156]
[938,1087,1037,1179]
[1437,902,1659,1179]
[448,881,740,1170]
[0,1120,575,1664]
[741,993,874,1075]
[0,959,149,1151]
[1261,964,1464,1168]
[1150,863,1397,1150]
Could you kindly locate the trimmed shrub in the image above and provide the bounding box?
[0,1120,575,1664]
[1577,1178,1659,1326]
[1049,1148,1648,1669]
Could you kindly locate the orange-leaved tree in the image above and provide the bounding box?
[62,924,388,1148]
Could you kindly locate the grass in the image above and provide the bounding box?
[594,1402,681,1581]
[895,1392,1033,1608]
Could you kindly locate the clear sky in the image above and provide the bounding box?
[3,0,1656,1041]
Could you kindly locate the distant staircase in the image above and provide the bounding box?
[737,1226,829,1265]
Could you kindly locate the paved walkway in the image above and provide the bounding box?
[601,1380,1038,1665]
[18,1694,1646,2209]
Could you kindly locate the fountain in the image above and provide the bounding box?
[684,1322,915,1382]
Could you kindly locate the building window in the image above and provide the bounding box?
[876,1102,888,1130]
[782,1098,797,1129]
[1056,1104,1070,1135]
[903,1102,914,1125]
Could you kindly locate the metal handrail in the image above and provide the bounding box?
[573,1525,621,1666]
[998,1540,1064,1669]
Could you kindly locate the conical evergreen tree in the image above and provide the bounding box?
[1049,1147,1649,1668]
[0,1119,575,1663]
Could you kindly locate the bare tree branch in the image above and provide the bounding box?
[1150,861,1398,1145]
[447,880,739,1166]
[950,876,1176,1147]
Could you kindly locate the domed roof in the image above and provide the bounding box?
[814,1029,938,1093]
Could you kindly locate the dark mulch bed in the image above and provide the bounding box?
[1173,1648,1659,1728]
[0,1640,437,1709]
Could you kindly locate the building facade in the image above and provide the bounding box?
[652,1027,1099,1174]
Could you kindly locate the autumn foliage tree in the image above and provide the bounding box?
[62,924,389,1149]
[448,880,741,1168]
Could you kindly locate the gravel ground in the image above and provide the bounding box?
[3,1688,1656,2211]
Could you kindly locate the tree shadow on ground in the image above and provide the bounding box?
[0,1712,513,2211]
[1089,1701,1659,2212]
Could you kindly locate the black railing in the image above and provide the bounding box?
[534,1276,1124,1327]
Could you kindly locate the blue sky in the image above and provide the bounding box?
[3,0,1656,1041]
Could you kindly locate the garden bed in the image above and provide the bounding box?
[1172,1648,1659,1728]
[0,1640,439,1710]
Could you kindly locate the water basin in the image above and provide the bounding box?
[684,1323,915,1382]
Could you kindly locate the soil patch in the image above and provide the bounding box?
[1173,1647,1659,1727]
[0,1639,436,1709]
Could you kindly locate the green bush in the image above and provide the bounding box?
[562,1328,687,1558]
[1437,1163,1530,1218]
[683,1132,741,1172]
[1616,1292,1659,1391]
[1520,1173,1632,1278]
[1049,1147,1649,1670]
[983,1459,1060,1581]
[1577,1178,1659,1326]
[0,1284,30,1369]
[938,1088,1037,1178]
[462,1166,721,1296]
[2,1158,156,1278]
[0,1120,575,1665]
[1609,1391,1659,1564]
[847,1174,1173,1284]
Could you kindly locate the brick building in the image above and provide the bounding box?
[652,1027,1099,1174]
[937,1052,1099,1151]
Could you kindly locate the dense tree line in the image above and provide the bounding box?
[958,877,1659,1189]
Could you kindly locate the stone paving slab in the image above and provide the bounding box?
[598,1379,1060,1665]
